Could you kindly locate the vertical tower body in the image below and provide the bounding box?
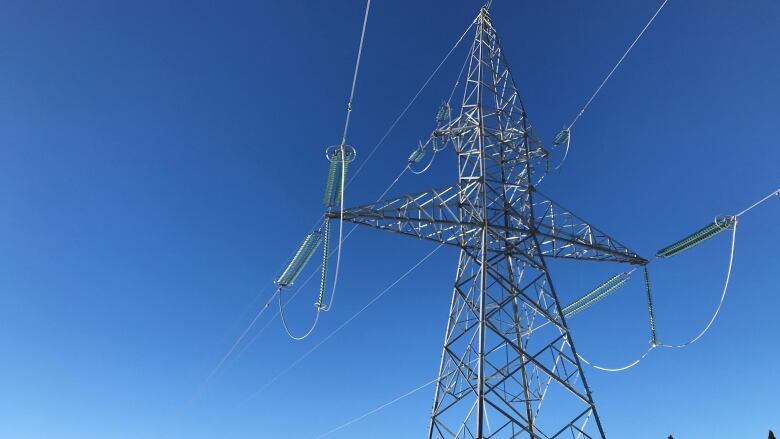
[426,9,606,439]
[333,7,647,438]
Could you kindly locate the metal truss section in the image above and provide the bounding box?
[329,186,645,266]
[529,191,647,266]
[327,6,648,438]
[428,247,604,439]
[329,183,477,249]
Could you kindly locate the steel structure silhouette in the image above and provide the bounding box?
[329,7,647,438]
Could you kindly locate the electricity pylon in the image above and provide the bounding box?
[329,7,647,438]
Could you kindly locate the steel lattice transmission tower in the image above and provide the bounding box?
[329,7,646,438]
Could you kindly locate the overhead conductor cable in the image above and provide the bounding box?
[319,0,372,314]
[580,188,778,372]
[348,17,477,186]
[554,0,671,171]
[275,0,371,340]
[207,11,531,389]
[656,187,777,348]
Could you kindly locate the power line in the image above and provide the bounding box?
[567,0,671,130]
[313,376,439,439]
[240,244,444,405]
[555,0,672,171]
[578,187,778,372]
[346,17,477,186]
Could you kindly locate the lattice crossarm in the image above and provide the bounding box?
[520,191,648,265]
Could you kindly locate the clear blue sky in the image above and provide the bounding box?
[1,1,778,438]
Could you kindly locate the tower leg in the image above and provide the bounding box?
[427,245,606,438]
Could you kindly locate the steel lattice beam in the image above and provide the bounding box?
[327,6,648,438]
[328,185,646,266]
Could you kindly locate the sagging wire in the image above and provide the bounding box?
[276,148,354,338]
[574,266,656,372]
[192,214,329,395]
[409,148,437,175]
[551,128,571,172]
[578,188,778,372]
[277,15,477,334]
[577,346,655,373]
[408,138,439,175]
[403,43,469,177]
[278,286,322,340]
[317,0,373,314]
[241,244,445,405]
[232,277,313,364]
[204,2,477,388]
[275,217,333,340]
[275,220,328,339]
[656,218,738,349]
[653,189,776,349]
[577,223,735,372]
[553,0,671,171]
[278,10,476,311]
[276,11,477,339]
[275,0,372,339]
[319,146,355,313]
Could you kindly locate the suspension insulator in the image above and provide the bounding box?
[277,231,324,287]
[563,272,631,318]
[323,156,340,207]
[656,215,735,258]
[408,144,426,164]
[553,128,570,146]
[316,220,331,308]
[643,266,657,346]
[333,154,350,206]
[435,102,451,125]
[323,147,354,208]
